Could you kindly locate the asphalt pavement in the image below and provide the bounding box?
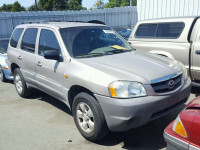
[0,81,199,150]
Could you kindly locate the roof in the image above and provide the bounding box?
[16,21,106,29]
[139,16,199,23]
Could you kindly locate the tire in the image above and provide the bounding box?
[14,68,32,98]
[0,69,7,82]
[72,92,109,141]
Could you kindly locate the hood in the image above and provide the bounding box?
[187,96,200,108]
[76,50,182,84]
[0,53,7,58]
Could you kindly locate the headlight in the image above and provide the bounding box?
[109,81,147,98]
[177,62,188,80]
[182,64,188,80]
[2,59,8,67]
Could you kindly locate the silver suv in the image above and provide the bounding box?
[7,21,191,141]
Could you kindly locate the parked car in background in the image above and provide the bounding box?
[117,29,132,40]
[129,16,200,85]
[8,21,191,141]
[164,96,200,150]
[0,40,13,82]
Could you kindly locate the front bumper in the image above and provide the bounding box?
[164,131,189,150]
[95,78,191,132]
[0,67,13,80]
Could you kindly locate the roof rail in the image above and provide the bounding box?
[88,20,105,25]
[21,20,106,25]
[22,20,47,24]
[21,20,65,24]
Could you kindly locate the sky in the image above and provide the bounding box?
[0,0,109,9]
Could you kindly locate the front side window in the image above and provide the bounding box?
[10,28,24,48]
[39,29,61,56]
[135,22,185,39]
[21,28,38,53]
[60,26,133,58]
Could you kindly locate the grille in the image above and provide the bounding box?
[151,74,182,93]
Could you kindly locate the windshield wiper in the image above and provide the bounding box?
[75,52,103,58]
[103,49,133,55]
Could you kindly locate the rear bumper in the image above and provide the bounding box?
[95,78,191,132]
[164,131,189,150]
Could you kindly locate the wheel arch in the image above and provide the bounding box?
[10,63,20,74]
[68,85,96,110]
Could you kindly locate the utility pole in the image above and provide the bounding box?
[130,0,132,6]
[35,0,38,11]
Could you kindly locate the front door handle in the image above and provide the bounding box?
[195,50,200,55]
[36,61,42,67]
[17,55,22,60]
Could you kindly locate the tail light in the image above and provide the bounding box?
[172,115,188,138]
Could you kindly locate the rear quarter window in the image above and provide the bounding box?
[10,28,24,48]
[135,22,185,39]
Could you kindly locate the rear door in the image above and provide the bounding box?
[19,28,38,85]
[35,28,65,100]
[7,28,24,70]
[191,22,200,81]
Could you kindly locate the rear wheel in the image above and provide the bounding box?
[72,92,109,141]
[14,68,32,98]
[0,69,7,82]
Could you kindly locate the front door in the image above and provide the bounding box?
[35,28,65,100]
[191,24,200,81]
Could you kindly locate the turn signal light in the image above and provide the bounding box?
[172,116,187,138]
[109,85,117,97]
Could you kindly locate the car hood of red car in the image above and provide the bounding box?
[187,96,200,108]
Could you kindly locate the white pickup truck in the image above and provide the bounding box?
[129,16,200,85]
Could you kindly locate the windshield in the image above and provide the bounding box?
[60,26,133,58]
[0,40,8,54]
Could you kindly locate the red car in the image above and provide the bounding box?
[164,96,200,150]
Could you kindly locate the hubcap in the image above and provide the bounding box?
[14,74,23,94]
[76,102,94,133]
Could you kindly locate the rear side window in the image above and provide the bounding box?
[39,29,60,56]
[135,22,185,39]
[21,28,38,53]
[10,28,23,48]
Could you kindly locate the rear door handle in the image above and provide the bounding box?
[36,61,42,67]
[17,55,22,60]
[195,50,200,55]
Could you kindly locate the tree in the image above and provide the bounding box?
[35,0,38,10]
[93,0,104,9]
[104,0,137,8]
[68,0,86,10]
[39,0,69,11]
[28,4,43,11]
[11,1,26,12]
[0,4,13,12]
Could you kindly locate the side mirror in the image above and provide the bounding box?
[44,50,60,61]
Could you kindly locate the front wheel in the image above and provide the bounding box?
[14,68,32,98]
[72,92,109,141]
